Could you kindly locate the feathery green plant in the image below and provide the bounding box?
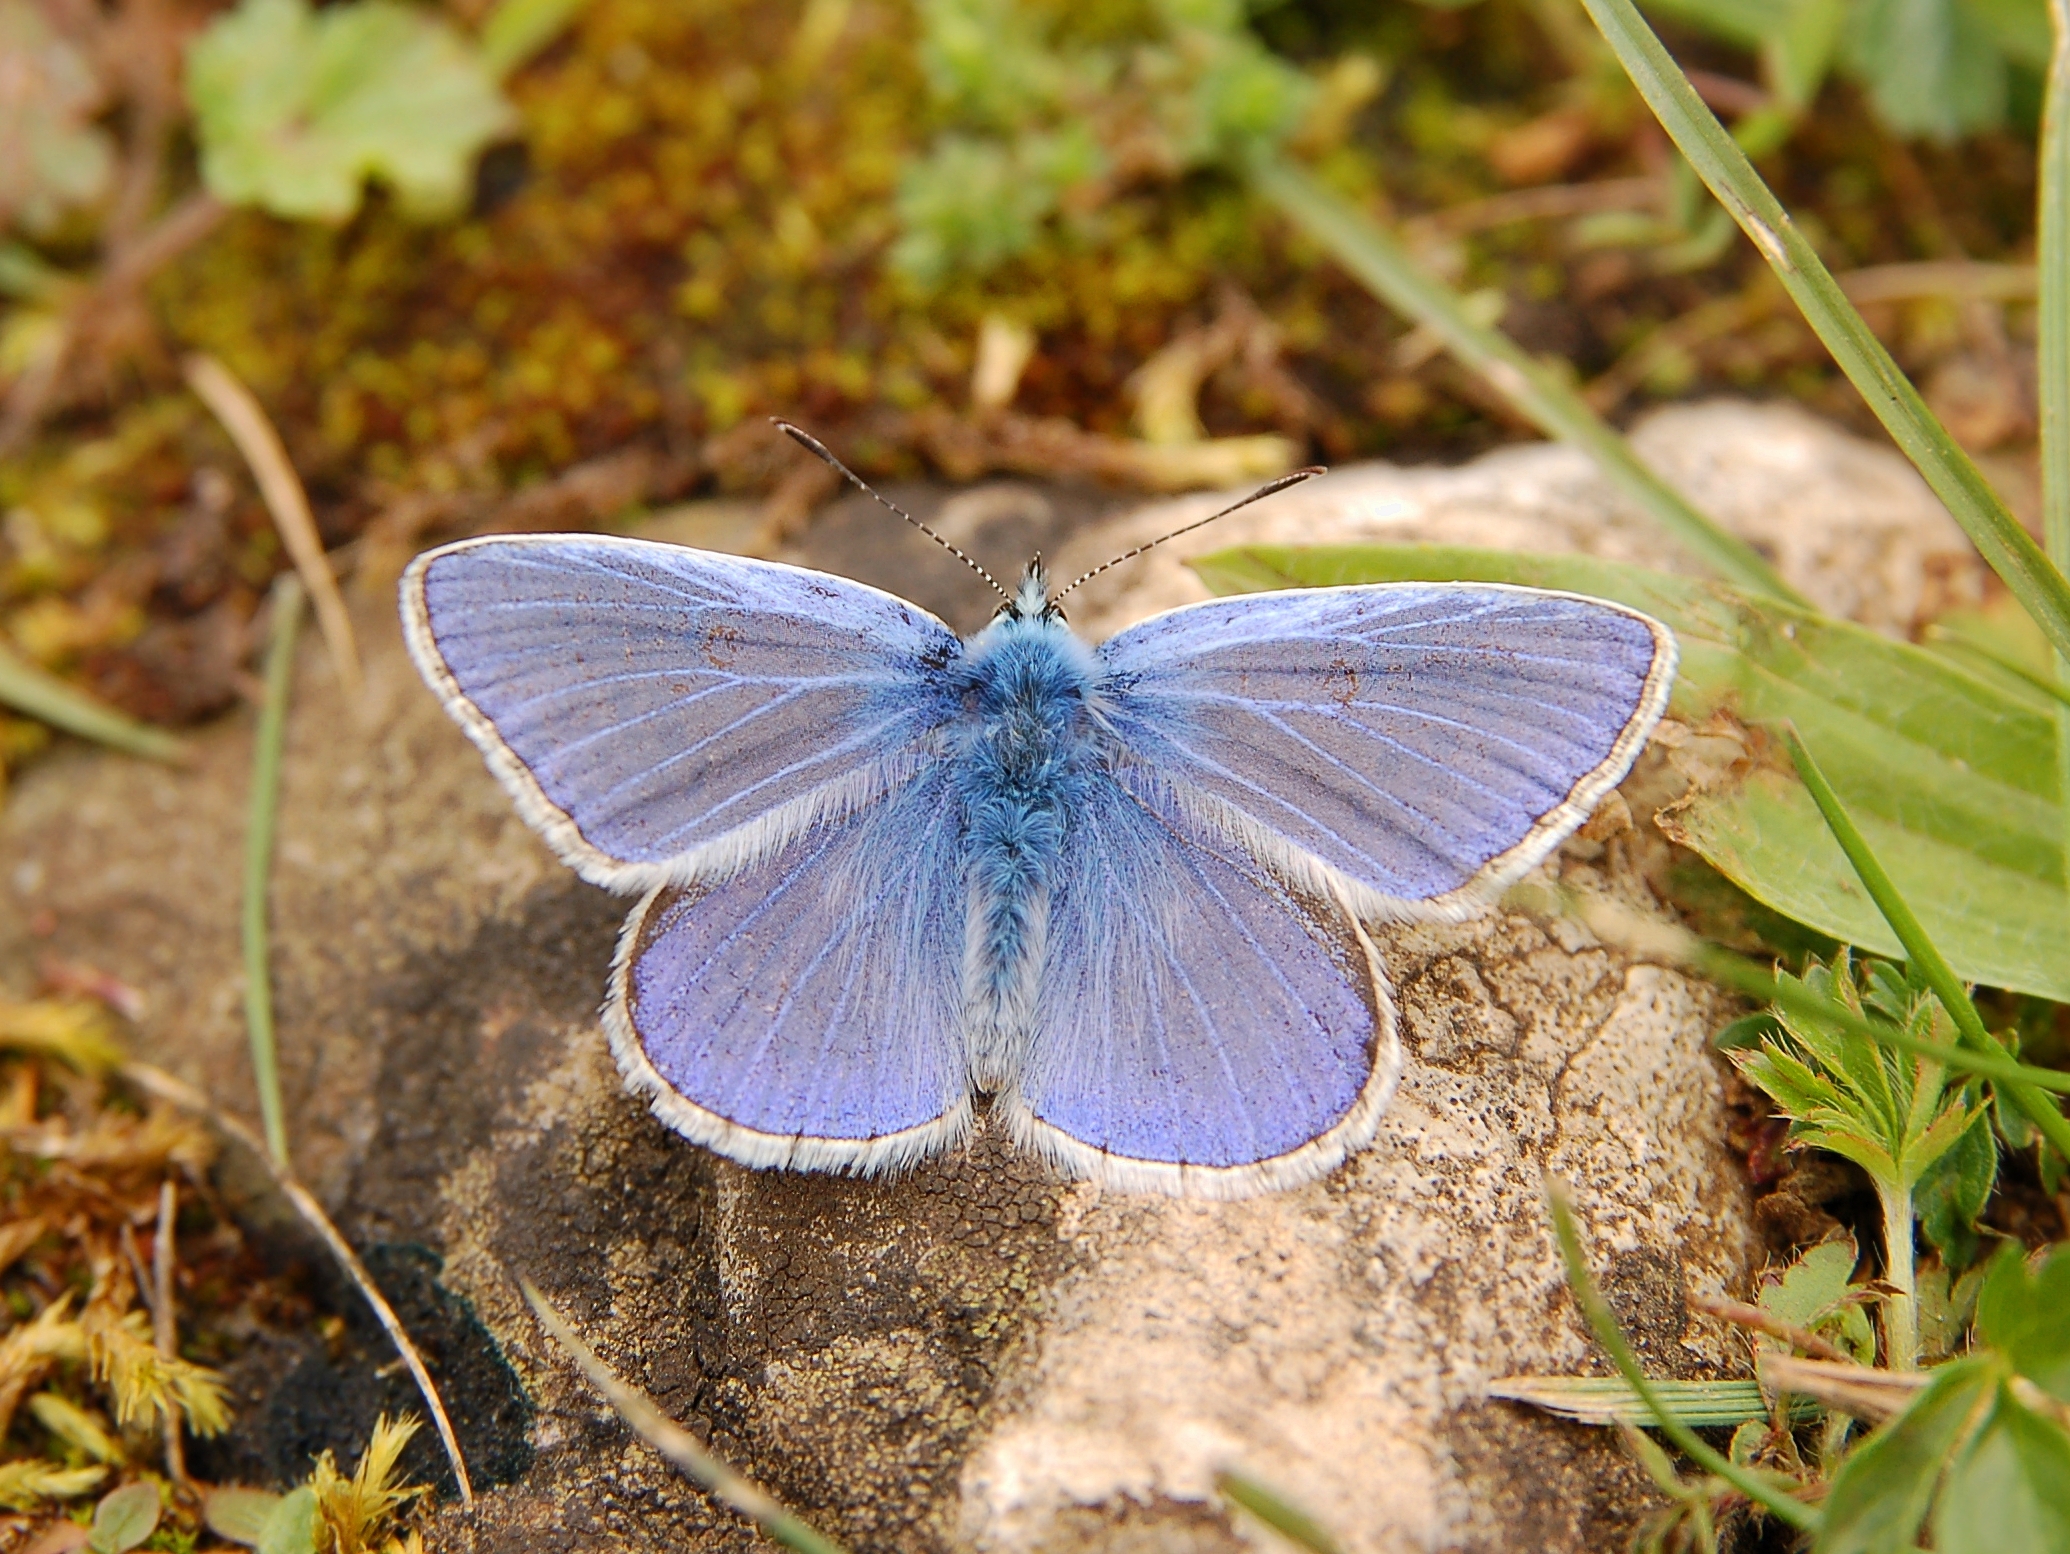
[1734,956,1981,1369]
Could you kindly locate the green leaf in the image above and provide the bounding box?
[1932,1385,2070,1554]
[255,1486,318,1554]
[477,0,584,78]
[1760,1237,1876,1361]
[1964,0,2052,68]
[203,1486,283,1547]
[1819,1354,1998,1554]
[1193,545,2070,1001]
[187,0,516,222]
[1915,1109,1998,1268]
[1975,1243,2070,1401]
[86,1483,159,1554]
[1842,0,2009,140]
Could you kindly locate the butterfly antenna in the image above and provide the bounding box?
[1053,466,1326,601]
[772,420,1011,604]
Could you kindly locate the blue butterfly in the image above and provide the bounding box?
[400,449,1674,1198]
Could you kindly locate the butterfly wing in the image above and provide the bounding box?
[402,534,959,890]
[608,766,972,1172]
[1096,582,1675,917]
[1003,772,1398,1197]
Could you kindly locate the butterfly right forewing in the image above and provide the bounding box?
[1095,582,1676,921]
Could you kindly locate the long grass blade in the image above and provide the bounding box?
[2043,0,2070,881]
[1783,727,2070,1161]
[1546,1182,1820,1530]
[1216,1470,1345,1554]
[1488,1375,1815,1427]
[1247,154,1803,606]
[0,642,187,763]
[1574,0,2070,665]
[520,1280,847,1554]
[243,576,302,1170]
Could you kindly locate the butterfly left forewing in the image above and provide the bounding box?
[403,534,959,892]
[1005,771,1400,1198]
[1095,582,1675,920]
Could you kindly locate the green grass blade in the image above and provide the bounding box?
[1546,1183,1821,1531]
[1575,0,2070,665]
[1246,154,1804,606]
[2046,0,2070,577]
[1783,728,2070,1162]
[0,641,187,764]
[1488,1375,1816,1427]
[1217,1471,1345,1554]
[243,576,303,1169]
[2043,0,2070,876]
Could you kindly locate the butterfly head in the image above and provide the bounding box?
[1004,558,1065,624]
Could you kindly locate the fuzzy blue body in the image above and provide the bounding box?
[945,577,1106,1085]
[404,534,1676,1195]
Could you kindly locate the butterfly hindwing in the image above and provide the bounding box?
[402,534,959,889]
[1097,582,1675,917]
[607,766,972,1173]
[1005,771,1400,1197]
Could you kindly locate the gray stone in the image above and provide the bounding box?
[0,401,1963,1550]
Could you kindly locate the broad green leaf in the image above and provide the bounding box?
[1759,1237,1876,1361]
[1915,1109,1997,1268]
[1842,0,2008,140]
[87,1483,159,1554]
[1932,1385,2070,1554]
[1975,1243,2070,1401]
[203,1486,284,1546]
[1818,1354,1998,1554]
[255,1486,318,1554]
[1965,0,2052,67]
[477,0,584,78]
[1193,546,2070,1001]
[187,0,516,223]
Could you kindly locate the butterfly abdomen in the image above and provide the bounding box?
[951,615,1104,1086]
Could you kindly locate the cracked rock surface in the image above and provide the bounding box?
[0,401,1969,1550]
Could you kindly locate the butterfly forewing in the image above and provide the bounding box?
[402,535,960,889]
[1006,772,1400,1197]
[1097,583,1675,919]
[608,767,972,1173]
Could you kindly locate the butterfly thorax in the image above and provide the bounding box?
[950,600,1105,1087]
